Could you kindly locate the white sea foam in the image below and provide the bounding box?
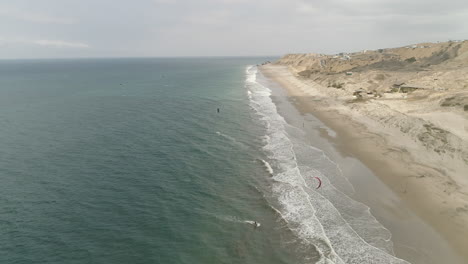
[245,65,409,264]
[260,159,274,175]
[247,90,252,100]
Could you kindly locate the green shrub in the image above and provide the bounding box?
[331,82,344,89]
[405,57,416,63]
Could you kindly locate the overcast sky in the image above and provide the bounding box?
[0,0,467,59]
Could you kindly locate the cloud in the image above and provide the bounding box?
[295,3,319,15]
[33,40,89,48]
[1,0,468,58]
[0,7,74,24]
[0,37,89,49]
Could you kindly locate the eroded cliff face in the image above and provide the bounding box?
[276,40,468,75]
[272,40,468,184]
[275,41,468,116]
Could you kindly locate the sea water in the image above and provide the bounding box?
[0,58,408,263]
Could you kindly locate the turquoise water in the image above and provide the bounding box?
[0,58,306,264]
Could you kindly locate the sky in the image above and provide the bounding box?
[0,0,467,59]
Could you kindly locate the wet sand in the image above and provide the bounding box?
[259,66,466,264]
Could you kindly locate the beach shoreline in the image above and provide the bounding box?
[259,64,468,262]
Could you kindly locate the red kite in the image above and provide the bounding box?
[314,177,322,189]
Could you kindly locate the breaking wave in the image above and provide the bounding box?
[245,65,409,264]
[260,159,274,175]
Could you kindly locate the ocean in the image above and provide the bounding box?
[0,58,407,263]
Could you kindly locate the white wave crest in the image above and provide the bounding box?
[260,159,274,175]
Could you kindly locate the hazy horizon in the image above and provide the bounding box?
[1,0,467,59]
[0,55,280,61]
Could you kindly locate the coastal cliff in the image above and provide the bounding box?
[274,40,468,181]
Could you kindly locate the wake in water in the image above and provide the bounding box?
[245,65,409,264]
[244,220,261,228]
[216,131,249,149]
[216,215,261,228]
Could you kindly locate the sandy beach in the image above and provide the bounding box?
[260,62,468,262]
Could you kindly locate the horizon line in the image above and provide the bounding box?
[0,55,281,61]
